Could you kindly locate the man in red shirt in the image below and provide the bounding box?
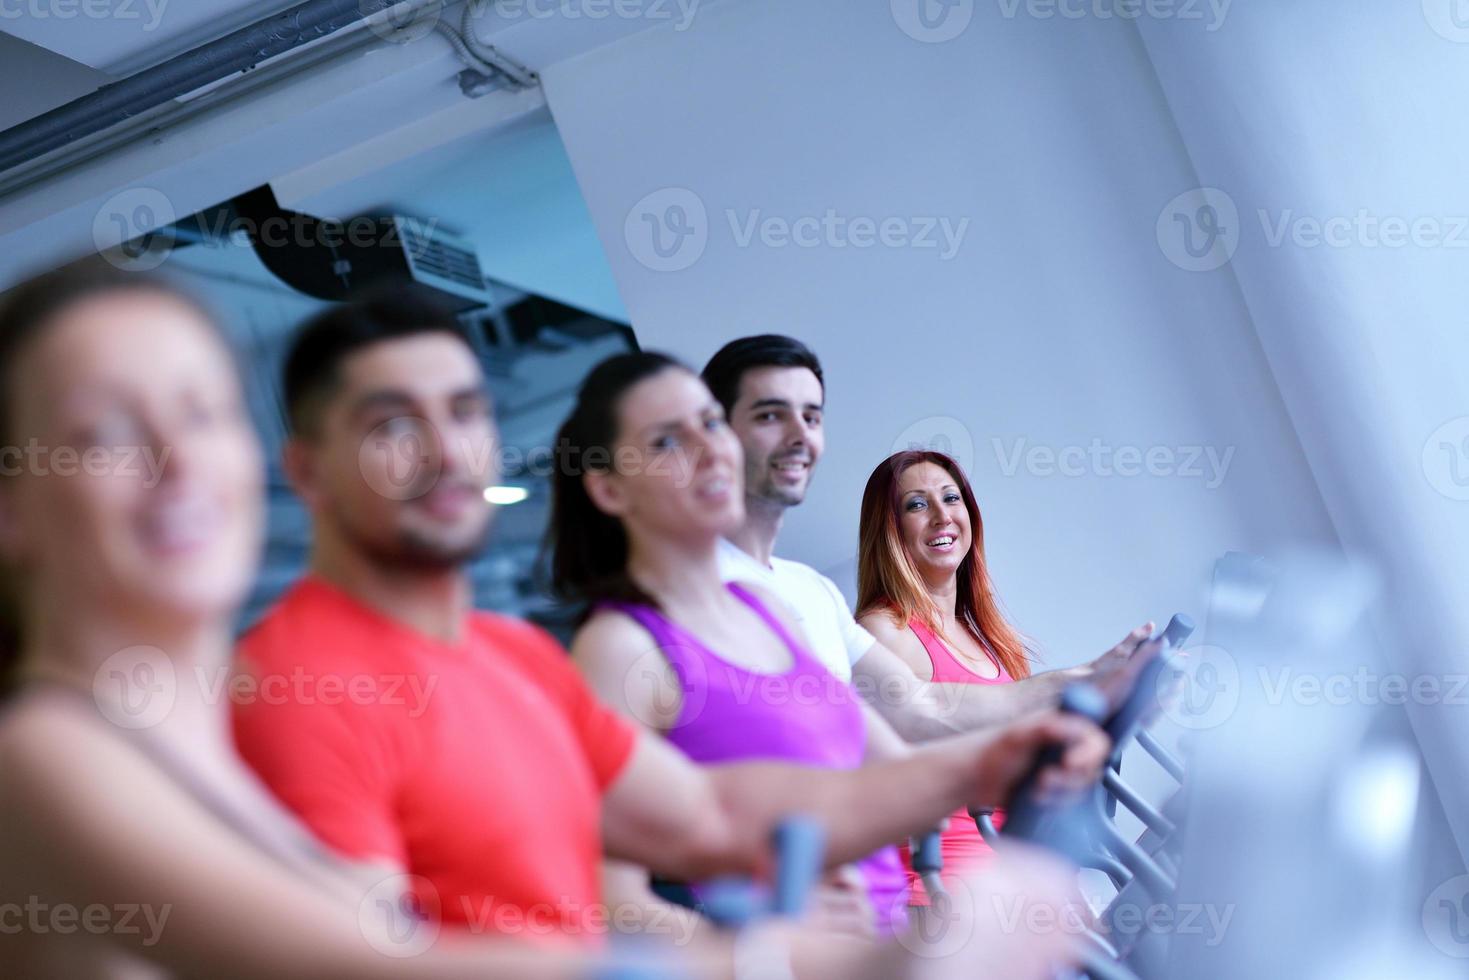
[231,285,1111,950]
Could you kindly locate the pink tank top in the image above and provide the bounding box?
[898,616,1013,906]
[910,617,1013,686]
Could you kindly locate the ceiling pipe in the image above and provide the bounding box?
[0,0,444,177]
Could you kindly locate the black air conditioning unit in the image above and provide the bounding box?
[226,184,491,310]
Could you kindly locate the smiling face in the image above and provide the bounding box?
[0,290,264,626]
[725,365,824,509]
[289,332,498,570]
[586,367,745,545]
[895,460,973,585]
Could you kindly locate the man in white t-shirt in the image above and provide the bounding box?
[716,537,870,682]
[702,335,1156,740]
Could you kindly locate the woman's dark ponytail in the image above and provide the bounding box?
[543,350,688,614]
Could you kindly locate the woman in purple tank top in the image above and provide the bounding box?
[546,351,910,938]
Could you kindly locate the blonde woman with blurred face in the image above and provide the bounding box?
[0,266,1083,980]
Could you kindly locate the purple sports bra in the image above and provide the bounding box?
[602,582,908,936]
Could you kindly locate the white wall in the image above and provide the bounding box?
[540,0,1338,669]
[1139,0,1469,867]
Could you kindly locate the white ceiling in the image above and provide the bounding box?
[0,32,111,130]
[0,0,726,288]
[0,0,724,77]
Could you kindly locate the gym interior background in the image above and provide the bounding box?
[2,2,1467,976]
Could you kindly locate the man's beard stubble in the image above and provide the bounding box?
[333,506,493,572]
[748,452,810,510]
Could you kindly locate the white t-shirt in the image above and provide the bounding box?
[716,538,877,683]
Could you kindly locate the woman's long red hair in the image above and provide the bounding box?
[855,450,1031,680]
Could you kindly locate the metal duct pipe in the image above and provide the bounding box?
[0,0,440,176]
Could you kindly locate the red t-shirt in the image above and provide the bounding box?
[231,577,637,943]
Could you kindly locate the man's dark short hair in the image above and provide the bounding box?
[700,334,825,418]
[283,282,476,436]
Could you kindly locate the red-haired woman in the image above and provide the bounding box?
[855,450,1032,907]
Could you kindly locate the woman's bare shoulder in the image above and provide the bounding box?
[0,692,165,814]
[856,605,907,644]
